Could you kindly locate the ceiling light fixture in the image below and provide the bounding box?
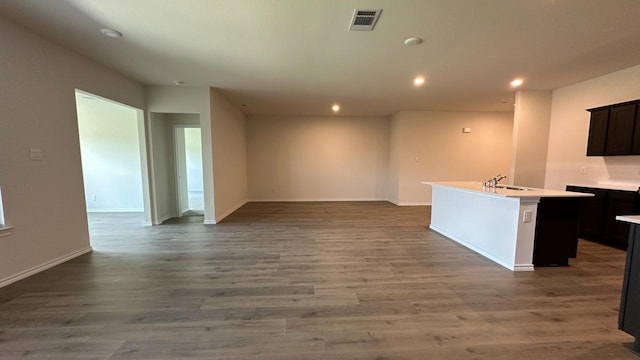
[332,104,340,113]
[404,37,423,46]
[510,78,524,87]
[413,76,426,87]
[100,28,123,38]
[174,80,185,86]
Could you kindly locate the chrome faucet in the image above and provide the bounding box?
[484,174,507,189]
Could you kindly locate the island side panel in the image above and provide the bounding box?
[429,185,521,270]
[513,198,539,271]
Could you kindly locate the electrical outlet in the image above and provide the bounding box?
[580,167,587,175]
[523,210,532,223]
[90,194,97,201]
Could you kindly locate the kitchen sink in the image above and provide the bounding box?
[496,185,531,191]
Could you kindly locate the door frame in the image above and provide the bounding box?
[172,124,202,217]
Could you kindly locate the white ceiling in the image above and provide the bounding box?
[2,0,640,116]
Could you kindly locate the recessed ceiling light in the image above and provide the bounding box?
[332,104,340,113]
[100,28,123,38]
[174,80,185,86]
[404,37,423,46]
[413,76,426,87]
[510,78,524,87]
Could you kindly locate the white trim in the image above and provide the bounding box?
[213,200,248,223]
[513,264,535,271]
[203,219,217,225]
[0,246,93,288]
[430,224,534,272]
[0,226,14,238]
[248,198,389,202]
[152,214,173,225]
[143,221,153,227]
[86,209,144,213]
[395,201,431,206]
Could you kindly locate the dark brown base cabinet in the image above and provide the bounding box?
[533,198,581,266]
[566,185,640,249]
[619,223,640,353]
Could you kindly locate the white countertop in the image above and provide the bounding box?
[617,215,640,225]
[424,181,594,199]
[568,182,640,192]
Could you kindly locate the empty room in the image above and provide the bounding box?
[3,1,640,359]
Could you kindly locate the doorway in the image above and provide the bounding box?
[174,126,204,216]
[75,90,151,234]
[148,112,203,224]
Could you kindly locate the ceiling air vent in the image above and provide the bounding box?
[349,9,382,31]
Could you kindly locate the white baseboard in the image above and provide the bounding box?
[154,214,173,225]
[513,264,535,271]
[213,199,248,224]
[203,219,217,225]
[247,198,426,206]
[429,225,532,272]
[0,246,93,288]
[248,198,388,202]
[87,209,144,213]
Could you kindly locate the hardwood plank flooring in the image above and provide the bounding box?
[0,202,636,359]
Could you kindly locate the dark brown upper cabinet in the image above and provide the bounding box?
[632,104,640,155]
[587,109,608,156]
[587,100,640,156]
[605,104,636,155]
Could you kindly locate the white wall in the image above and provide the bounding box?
[210,88,248,221]
[545,64,640,190]
[510,90,553,188]
[247,116,389,201]
[389,111,514,205]
[145,87,215,223]
[149,113,176,222]
[0,17,145,287]
[76,94,144,212]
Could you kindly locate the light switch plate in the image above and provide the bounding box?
[30,148,42,161]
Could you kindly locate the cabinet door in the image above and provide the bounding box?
[566,186,606,241]
[605,104,636,155]
[533,198,580,266]
[587,109,608,156]
[632,104,640,155]
[604,190,636,248]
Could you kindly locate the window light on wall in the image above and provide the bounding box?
[0,185,13,237]
[0,185,5,226]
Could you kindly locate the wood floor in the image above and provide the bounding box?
[0,201,636,359]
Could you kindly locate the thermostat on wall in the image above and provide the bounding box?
[462,127,471,134]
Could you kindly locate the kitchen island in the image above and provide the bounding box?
[424,181,592,271]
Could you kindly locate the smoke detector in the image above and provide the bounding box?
[349,9,382,31]
[404,37,423,46]
[100,28,123,38]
